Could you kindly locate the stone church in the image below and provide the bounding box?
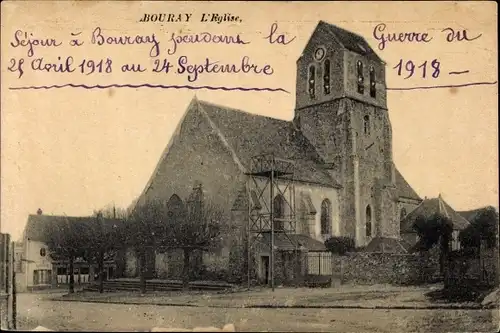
[130,21,424,283]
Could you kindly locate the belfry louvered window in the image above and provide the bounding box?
[357,60,364,94]
[365,205,372,237]
[308,65,316,99]
[370,66,376,97]
[323,59,331,95]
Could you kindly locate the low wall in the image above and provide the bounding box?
[332,251,440,285]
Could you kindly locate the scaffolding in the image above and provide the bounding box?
[245,153,297,291]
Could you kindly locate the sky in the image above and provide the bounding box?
[1,1,498,240]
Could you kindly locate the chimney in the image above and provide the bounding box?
[37,208,43,215]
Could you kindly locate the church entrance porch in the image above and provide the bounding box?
[254,233,328,287]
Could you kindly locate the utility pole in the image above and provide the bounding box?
[495,210,499,287]
[270,164,275,292]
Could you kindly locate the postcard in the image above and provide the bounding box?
[1,1,498,332]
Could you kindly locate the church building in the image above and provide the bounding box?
[132,21,423,284]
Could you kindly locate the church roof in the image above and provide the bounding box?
[198,100,340,187]
[394,167,422,201]
[317,21,384,63]
[196,99,420,200]
[400,195,470,233]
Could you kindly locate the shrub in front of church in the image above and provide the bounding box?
[324,236,355,255]
[413,213,453,251]
[459,207,499,249]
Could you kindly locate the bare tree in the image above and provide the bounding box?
[161,190,225,289]
[83,211,123,293]
[125,199,167,294]
[43,217,86,294]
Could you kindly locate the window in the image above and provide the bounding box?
[33,269,51,285]
[357,60,364,94]
[39,248,46,257]
[400,207,407,221]
[323,59,331,95]
[369,66,376,97]
[365,205,372,237]
[320,199,332,235]
[363,115,371,135]
[308,65,316,99]
[273,195,285,231]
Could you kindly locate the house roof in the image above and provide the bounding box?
[23,214,122,243]
[394,167,422,201]
[317,21,384,63]
[458,206,497,222]
[364,237,408,254]
[258,232,327,252]
[400,195,470,233]
[198,100,340,187]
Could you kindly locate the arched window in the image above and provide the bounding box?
[369,66,376,97]
[273,195,285,231]
[363,115,370,135]
[323,59,331,95]
[308,65,316,99]
[365,205,372,237]
[357,60,364,94]
[400,207,407,221]
[320,199,332,235]
[167,194,186,221]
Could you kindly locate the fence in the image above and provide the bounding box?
[307,251,332,276]
[1,233,16,330]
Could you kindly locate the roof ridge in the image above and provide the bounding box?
[319,20,367,43]
[197,99,293,124]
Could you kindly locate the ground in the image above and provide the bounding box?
[15,287,499,332]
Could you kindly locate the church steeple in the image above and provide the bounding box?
[295,21,387,111]
[293,21,396,247]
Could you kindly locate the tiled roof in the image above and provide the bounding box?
[400,195,470,233]
[395,167,422,201]
[198,100,340,187]
[364,237,408,254]
[318,21,383,62]
[23,214,123,242]
[258,233,327,252]
[458,206,497,222]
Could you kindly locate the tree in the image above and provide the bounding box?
[82,211,123,293]
[160,188,225,289]
[43,217,87,294]
[413,213,453,280]
[124,199,167,294]
[413,213,453,250]
[459,207,499,249]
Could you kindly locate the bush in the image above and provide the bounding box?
[413,213,453,250]
[324,236,355,255]
[459,207,499,249]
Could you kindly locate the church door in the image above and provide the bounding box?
[261,256,270,285]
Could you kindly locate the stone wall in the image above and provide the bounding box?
[332,251,440,285]
[0,293,8,329]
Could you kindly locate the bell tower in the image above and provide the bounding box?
[294,21,398,247]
